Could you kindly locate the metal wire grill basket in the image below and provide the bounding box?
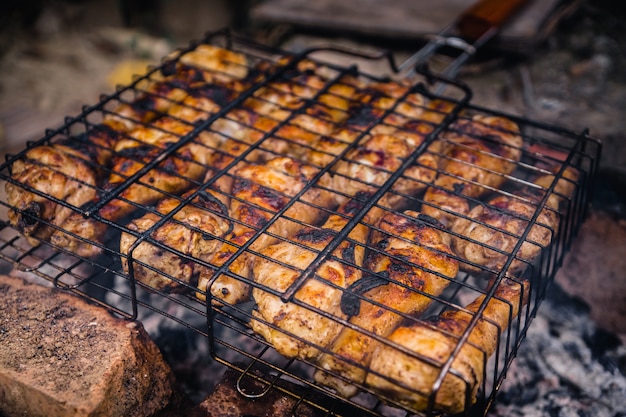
[0,29,601,416]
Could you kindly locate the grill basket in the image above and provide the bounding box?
[0,30,601,416]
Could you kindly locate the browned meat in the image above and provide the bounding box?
[104,44,249,132]
[101,116,221,221]
[50,116,223,257]
[5,138,111,251]
[250,196,372,360]
[207,59,357,166]
[6,45,249,256]
[422,115,523,227]
[323,92,460,214]
[366,277,528,414]
[121,60,355,295]
[313,210,459,397]
[119,189,232,292]
[197,157,336,305]
[452,166,579,274]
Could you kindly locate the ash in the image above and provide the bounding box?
[490,283,626,416]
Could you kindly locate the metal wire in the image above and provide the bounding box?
[0,30,601,416]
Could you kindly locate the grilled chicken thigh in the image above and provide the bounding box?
[50,116,223,256]
[422,115,523,227]
[7,45,249,256]
[119,188,232,292]
[452,166,579,274]
[101,116,221,220]
[328,95,450,212]
[104,44,248,133]
[197,157,336,305]
[366,277,528,414]
[5,136,113,249]
[314,210,459,397]
[250,196,372,360]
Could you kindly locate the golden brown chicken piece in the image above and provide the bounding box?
[176,44,249,79]
[313,210,459,397]
[6,45,250,256]
[119,188,232,292]
[101,116,221,220]
[452,166,579,274]
[120,60,357,294]
[250,196,372,360]
[366,277,528,414]
[293,80,419,169]
[197,157,336,305]
[422,115,523,228]
[105,44,249,132]
[5,137,110,249]
[331,128,439,212]
[49,116,223,257]
[328,93,451,212]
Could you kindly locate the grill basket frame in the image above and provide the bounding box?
[0,29,601,416]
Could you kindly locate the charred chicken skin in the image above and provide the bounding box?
[366,277,528,414]
[6,45,250,256]
[250,196,372,360]
[313,210,459,397]
[328,94,447,212]
[5,135,113,249]
[452,166,579,274]
[50,114,224,257]
[121,60,355,296]
[197,156,336,305]
[422,115,523,228]
[119,187,232,292]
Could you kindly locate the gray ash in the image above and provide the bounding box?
[491,283,626,416]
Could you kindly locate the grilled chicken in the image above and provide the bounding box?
[202,81,429,304]
[366,277,528,414]
[452,166,579,274]
[217,60,363,168]
[197,157,336,305]
[313,210,459,397]
[121,60,355,295]
[104,44,249,133]
[102,116,221,220]
[6,45,249,256]
[297,80,423,168]
[5,133,114,249]
[422,115,523,228]
[250,196,372,360]
[49,116,223,257]
[328,94,448,212]
[119,188,232,292]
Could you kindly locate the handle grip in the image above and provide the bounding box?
[456,0,531,41]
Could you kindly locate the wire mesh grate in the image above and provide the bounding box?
[0,29,601,416]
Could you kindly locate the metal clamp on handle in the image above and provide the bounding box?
[423,34,478,55]
[397,25,497,95]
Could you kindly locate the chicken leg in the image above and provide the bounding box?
[313,210,459,397]
[366,277,528,414]
[250,195,373,360]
